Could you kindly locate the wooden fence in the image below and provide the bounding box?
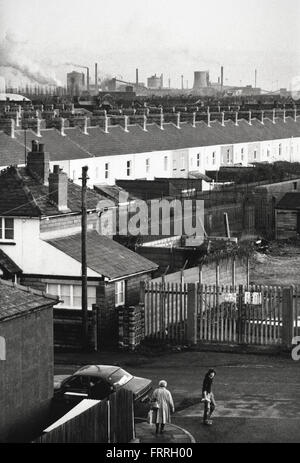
[144,282,188,344]
[197,285,284,345]
[142,282,299,348]
[33,389,134,443]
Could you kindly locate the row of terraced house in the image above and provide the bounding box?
[0,110,300,190]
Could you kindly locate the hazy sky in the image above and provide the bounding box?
[0,0,299,90]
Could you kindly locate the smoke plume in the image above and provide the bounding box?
[0,32,61,86]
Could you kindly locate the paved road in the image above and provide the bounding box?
[55,350,300,443]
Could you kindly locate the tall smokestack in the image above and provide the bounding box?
[181,75,184,90]
[86,67,90,93]
[168,78,171,89]
[221,66,224,92]
[95,63,98,90]
[160,74,164,89]
[255,69,257,88]
[136,68,139,91]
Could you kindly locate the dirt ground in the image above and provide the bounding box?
[250,240,300,286]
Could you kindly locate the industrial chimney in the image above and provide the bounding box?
[136,68,139,91]
[87,67,90,93]
[95,63,98,91]
[221,66,224,92]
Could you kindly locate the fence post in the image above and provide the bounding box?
[282,287,294,348]
[187,283,197,345]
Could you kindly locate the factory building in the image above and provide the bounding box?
[147,74,163,89]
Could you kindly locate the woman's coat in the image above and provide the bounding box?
[151,387,175,424]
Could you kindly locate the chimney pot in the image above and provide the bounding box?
[261,110,264,124]
[32,140,38,152]
[283,109,286,123]
[294,108,297,122]
[192,112,196,128]
[53,164,60,174]
[176,112,181,129]
[235,112,239,126]
[207,112,211,128]
[36,118,41,137]
[39,143,44,153]
[104,116,109,133]
[221,112,225,127]
[160,112,164,130]
[124,115,129,132]
[83,117,88,135]
[273,109,276,124]
[248,111,252,125]
[143,115,147,131]
[60,118,65,136]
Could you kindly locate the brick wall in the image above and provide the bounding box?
[96,273,151,349]
[0,308,53,442]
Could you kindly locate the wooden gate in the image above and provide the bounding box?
[144,282,188,344]
[197,284,286,345]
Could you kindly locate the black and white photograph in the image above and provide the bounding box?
[0,0,299,449]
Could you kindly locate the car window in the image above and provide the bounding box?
[89,377,112,400]
[63,375,90,390]
[107,369,133,387]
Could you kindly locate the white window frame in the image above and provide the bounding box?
[115,280,125,307]
[46,283,96,310]
[0,217,14,241]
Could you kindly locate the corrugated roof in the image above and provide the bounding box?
[0,279,57,321]
[0,166,105,217]
[47,230,158,280]
[276,192,300,210]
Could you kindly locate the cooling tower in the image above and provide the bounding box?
[193,71,210,89]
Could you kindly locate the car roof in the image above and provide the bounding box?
[74,365,123,378]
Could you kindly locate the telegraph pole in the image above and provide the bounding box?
[81,166,89,350]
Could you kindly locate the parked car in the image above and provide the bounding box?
[53,365,152,407]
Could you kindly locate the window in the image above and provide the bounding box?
[173,159,177,171]
[72,170,76,181]
[115,280,125,307]
[241,148,244,161]
[105,163,109,179]
[212,152,216,165]
[226,149,230,163]
[0,218,14,241]
[164,156,168,170]
[46,284,96,309]
[126,160,131,176]
[267,148,270,157]
[279,144,282,156]
[254,150,257,160]
[197,153,200,167]
[145,158,150,174]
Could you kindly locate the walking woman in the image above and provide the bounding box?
[151,380,175,434]
[202,369,216,425]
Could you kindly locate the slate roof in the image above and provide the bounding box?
[0,250,22,275]
[1,115,300,166]
[0,166,105,217]
[0,279,57,322]
[47,230,158,280]
[276,192,300,210]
